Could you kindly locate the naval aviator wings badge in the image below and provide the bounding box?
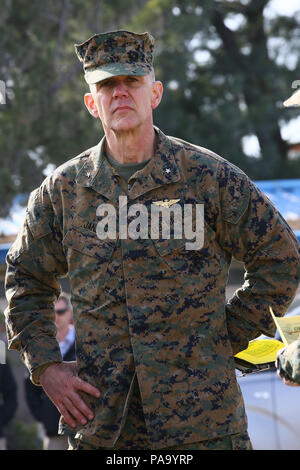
[152,199,180,208]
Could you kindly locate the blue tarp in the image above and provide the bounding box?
[255,179,300,245]
[0,244,11,264]
[255,179,300,223]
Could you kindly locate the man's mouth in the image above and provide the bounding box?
[113,106,133,113]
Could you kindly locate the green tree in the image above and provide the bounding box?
[0,0,147,217]
[132,0,300,178]
[0,0,299,218]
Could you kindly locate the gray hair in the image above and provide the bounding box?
[149,67,156,82]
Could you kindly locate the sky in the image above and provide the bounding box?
[265,0,300,17]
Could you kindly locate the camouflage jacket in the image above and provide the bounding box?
[277,339,300,384]
[5,126,300,449]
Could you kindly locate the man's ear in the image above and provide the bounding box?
[151,81,163,110]
[84,93,100,118]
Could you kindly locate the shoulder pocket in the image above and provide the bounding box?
[26,187,54,239]
[62,227,115,261]
[7,217,53,263]
[219,164,250,225]
[27,216,53,240]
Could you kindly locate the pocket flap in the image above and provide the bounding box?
[63,228,116,261]
[152,237,189,257]
[27,217,52,240]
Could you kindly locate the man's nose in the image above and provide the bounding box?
[112,82,129,98]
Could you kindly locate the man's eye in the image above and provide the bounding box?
[98,79,114,89]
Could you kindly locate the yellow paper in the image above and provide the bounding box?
[269,307,300,346]
[235,339,284,365]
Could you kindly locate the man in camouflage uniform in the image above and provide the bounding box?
[276,87,300,388]
[4,31,300,450]
[277,340,300,386]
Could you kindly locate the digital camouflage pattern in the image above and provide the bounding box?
[5,126,300,449]
[277,339,300,384]
[68,374,252,449]
[275,86,300,386]
[75,30,154,85]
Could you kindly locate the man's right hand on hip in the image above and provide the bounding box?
[39,361,101,428]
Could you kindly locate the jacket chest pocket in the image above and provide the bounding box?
[148,199,204,255]
[62,227,116,285]
[152,237,188,257]
[151,218,224,281]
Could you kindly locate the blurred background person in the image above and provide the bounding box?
[275,86,300,388]
[24,294,75,450]
[0,360,18,450]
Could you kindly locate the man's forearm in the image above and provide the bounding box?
[4,185,68,376]
[225,304,261,355]
[31,361,62,386]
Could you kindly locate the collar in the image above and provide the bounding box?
[75,126,181,202]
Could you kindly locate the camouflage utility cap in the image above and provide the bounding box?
[284,87,300,107]
[75,30,154,85]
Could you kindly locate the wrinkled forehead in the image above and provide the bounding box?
[90,73,153,91]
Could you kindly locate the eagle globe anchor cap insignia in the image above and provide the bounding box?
[74,30,155,85]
